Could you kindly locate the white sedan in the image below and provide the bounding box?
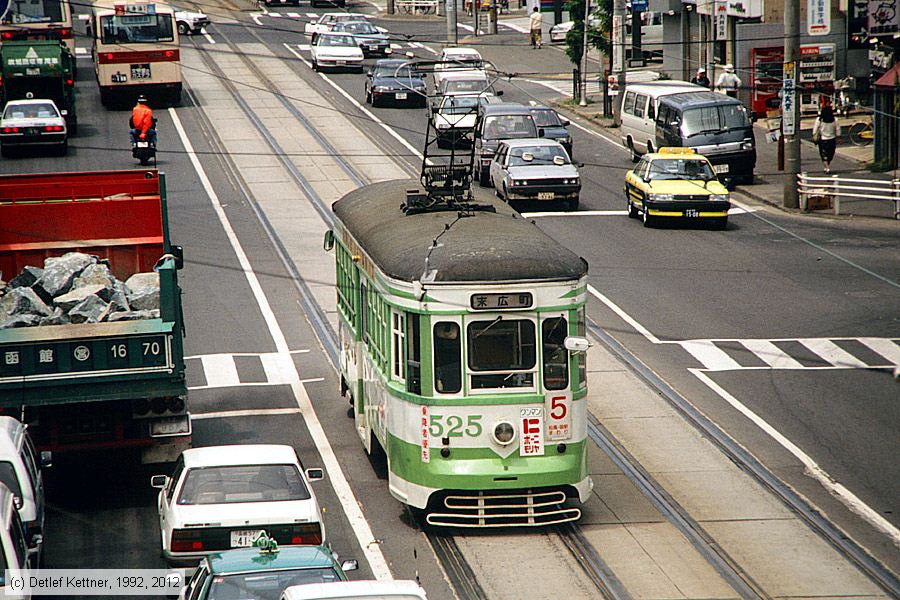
[0,99,67,157]
[311,33,365,72]
[304,13,372,40]
[489,138,581,210]
[174,10,210,35]
[152,444,325,567]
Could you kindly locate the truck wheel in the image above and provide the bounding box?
[177,22,189,35]
[642,207,654,228]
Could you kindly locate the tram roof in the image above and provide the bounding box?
[332,179,588,284]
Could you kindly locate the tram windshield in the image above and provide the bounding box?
[467,318,536,389]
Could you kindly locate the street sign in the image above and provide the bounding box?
[715,0,728,38]
[631,0,648,11]
[612,14,623,72]
[782,62,796,136]
[808,0,831,35]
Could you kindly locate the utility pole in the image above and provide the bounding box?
[579,0,591,106]
[388,0,395,15]
[783,0,800,208]
[488,0,497,34]
[613,0,626,122]
[447,0,458,44]
[473,0,479,37]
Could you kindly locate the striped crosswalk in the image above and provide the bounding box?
[678,337,900,372]
[185,350,322,390]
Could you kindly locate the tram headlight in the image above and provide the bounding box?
[491,421,516,446]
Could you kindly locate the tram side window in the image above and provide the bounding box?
[433,322,461,394]
[406,314,421,395]
[542,317,569,391]
[577,308,586,389]
[360,281,368,339]
[392,312,406,382]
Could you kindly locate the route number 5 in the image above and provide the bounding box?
[550,395,568,420]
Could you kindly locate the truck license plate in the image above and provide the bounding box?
[538,192,555,200]
[713,164,729,174]
[26,67,39,76]
[395,92,407,100]
[230,529,263,548]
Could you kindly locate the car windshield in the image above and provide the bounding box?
[4,102,58,119]
[530,109,562,127]
[444,56,483,69]
[375,65,418,79]
[440,96,482,114]
[445,79,490,93]
[206,567,341,600]
[680,104,750,136]
[338,21,377,34]
[177,464,311,505]
[508,145,569,167]
[646,158,716,181]
[482,114,537,140]
[317,34,356,47]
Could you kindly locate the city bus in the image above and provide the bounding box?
[325,178,593,527]
[0,0,75,54]
[90,0,181,106]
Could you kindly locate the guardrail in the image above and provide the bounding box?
[798,173,900,219]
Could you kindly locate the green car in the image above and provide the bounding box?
[180,538,359,600]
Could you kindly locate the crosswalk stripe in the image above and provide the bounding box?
[390,43,403,50]
[75,47,89,55]
[741,340,805,369]
[306,12,318,17]
[297,43,311,51]
[270,12,282,17]
[199,354,240,387]
[286,11,300,17]
[859,337,900,365]
[261,352,300,384]
[799,339,870,368]
[192,408,302,420]
[681,340,742,371]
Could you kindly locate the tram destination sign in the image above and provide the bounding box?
[470,292,533,311]
[0,334,171,384]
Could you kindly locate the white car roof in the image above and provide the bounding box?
[4,98,59,107]
[503,138,564,149]
[0,417,24,454]
[182,444,299,468]
[440,72,488,82]
[441,48,481,59]
[322,12,367,18]
[282,580,427,600]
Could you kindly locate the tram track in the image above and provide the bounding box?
[183,18,900,598]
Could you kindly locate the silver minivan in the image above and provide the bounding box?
[0,417,49,562]
[0,482,31,599]
[619,81,703,162]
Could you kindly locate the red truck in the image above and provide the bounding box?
[0,170,190,463]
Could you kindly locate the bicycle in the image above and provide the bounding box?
[848,119,873,146]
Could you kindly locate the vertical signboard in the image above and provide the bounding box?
[808,0,831,35]
[715,0,728,38]
[612,14,623,72]
[868,0,900,35]
[782,61,796,136]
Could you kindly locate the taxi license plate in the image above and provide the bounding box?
[395,92,407,100]
[230,529,263,548]
[713,164,729,174]
[684,209,699,217]
[538,192,555,200]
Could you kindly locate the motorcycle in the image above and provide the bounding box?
[130,117,158,166]
[834,77,857,118]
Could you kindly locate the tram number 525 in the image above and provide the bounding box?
[429,415,482,438]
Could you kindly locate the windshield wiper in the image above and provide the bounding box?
[684,128,724,138]
[473,316,502,338]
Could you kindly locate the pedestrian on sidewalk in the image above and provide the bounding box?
[812,104,840,174]
[691,67,710,88]
[530,7,542,49]
[715,64,741,98]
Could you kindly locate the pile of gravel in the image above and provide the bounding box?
[0,252,161,329]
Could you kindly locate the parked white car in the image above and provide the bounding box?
[311,32,365,72]
[0,99,67,157]
[174,10,210,35]
[153,444,325,567]
[304,13,372,40]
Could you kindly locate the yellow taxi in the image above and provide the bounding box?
[624,147,731,229]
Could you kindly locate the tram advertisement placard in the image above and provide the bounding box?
[520,407,545,456]
[545,391,573,441]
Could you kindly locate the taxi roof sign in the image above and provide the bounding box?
[658,147,696,155]
[253,531,279,554]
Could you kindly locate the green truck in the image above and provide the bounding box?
[1,40,77,132]
[0,170,190,463]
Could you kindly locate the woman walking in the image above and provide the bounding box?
[812,105,841,174]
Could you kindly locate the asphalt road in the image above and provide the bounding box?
[2,0,898,594]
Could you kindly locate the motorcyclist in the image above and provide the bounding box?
[130,95,157,145]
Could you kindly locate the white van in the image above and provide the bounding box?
[281,580,427,600]
[619,81,703,161]
[0,417,48,561]
[0,483,31,599]
[433,48,485,91]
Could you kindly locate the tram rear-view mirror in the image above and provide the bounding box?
[323,230,335,251]
[564,336,591,353]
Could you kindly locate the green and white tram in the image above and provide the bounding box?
[327,179,592,527]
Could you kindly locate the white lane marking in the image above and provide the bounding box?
[298,43,311,51]
[741,339,805,370]
[185,349,310,360]
[306,12,318,17]
[691,368,900,548]
[284,43,425,164]
[199,354,240,387]
[800,339,869,369]
[251,12,264,25]
[192,408,303,420]
[420,44,438,55]
[408,41,424,49]
[75,47,89,55]
[203,31,216,44]
[169,107,393,580]
[457,23,484,34]
[680,340,743,371]
[261,352,301,385]
[500,21,528,33]
[567,119,628,153]
[287,11,301,17]
[587,284,661,344]
[860,337,900,365]
[522,210,627,217]
[389,43,403,51]
[270,12,282,17]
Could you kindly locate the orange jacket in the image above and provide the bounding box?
[132,103,154,139]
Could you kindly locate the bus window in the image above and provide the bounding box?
[406,314,421,395]
[467,318,536,390]
[542,317,568,391]
[433,322,461,394]
[100,12,173,44]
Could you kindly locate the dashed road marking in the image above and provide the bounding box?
[192,408,303,420]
